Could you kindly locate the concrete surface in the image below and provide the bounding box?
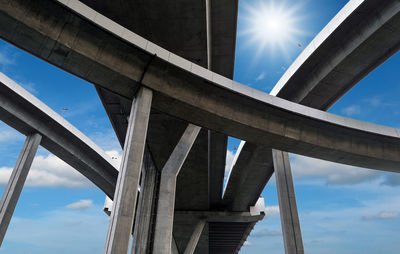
[223,143,274,211]
[0,133,41,246]
[153,124,201,254]
[132,149,158,254]
[104,87,152,254]
[172,237,180,254]
[1,0,400,253]
[0,72,117,198]
[221,0,400,216]
[273,150,304,254]
[183,220,206,254]
[271,0,400,110]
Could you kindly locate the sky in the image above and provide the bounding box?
[0,0,400,253]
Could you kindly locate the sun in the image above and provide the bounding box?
[241,1,305,58]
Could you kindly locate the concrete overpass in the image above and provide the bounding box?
[0,72,118,245]
[81,0,237,212]
[0,0,400,253]
[224,0,400,215]
[0,72,117,197]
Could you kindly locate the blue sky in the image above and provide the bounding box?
[0,0,400,253]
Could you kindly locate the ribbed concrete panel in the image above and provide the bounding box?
[209,222,252,254]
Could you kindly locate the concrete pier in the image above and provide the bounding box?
[132,149,157,254]
[104,87,152,254]
[0,133,42,246]
[183,220,206,254]
[153,124,201,254]
[272,150,304,254]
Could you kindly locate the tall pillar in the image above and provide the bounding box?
[131,148,157,254]
[153,124,201,254]
[272,150,304,254]
[0,133,42,246]
[104,87,152,254]
[183,220,205,254]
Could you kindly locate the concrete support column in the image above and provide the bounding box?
[0,133,41,246]
[153,124,201,254]
[272,150,304,254]
[183,220,206,254]
[131,149,157,254]
[104,87,152,254]
[172,237,180,254]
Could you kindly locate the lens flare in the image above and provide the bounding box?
[241,1,306,59]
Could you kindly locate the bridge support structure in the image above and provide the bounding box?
[183,219,206,254]
[153,124,201,254]
[104,87,153,254]
[272,150,304,254]
[132,148,158,254]
[0,133,42,246]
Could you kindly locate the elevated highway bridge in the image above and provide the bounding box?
[0,0,399,253]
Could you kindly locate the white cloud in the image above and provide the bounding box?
[3,206,108,252]
[265,206,280,218]
[255,71,266,81]
[290,154,380,185]
[362,211,399,220]
[0,150,121,188]
[341,105,360,116]
[252,228,281,237]
[28,154,91,187]
[66,200,93,210]
[243,241,252,246]
[281,193,400,253]
[381,174,400,186]
[0,129,23,143]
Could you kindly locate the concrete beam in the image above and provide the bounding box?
[174,211,264,223]
[183,220,205,254]
[153,124,201,254]
[4,0,400,173]
[272,150,304,254]
[0,73,117,198]
[271,0,400,110]
[223,143,273,211]
[104,87,152,254]
[0,133,41,246]
[205,0,229,211]
[209,0,238,79]
[223,0,400,215]
[131,148,158,254]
